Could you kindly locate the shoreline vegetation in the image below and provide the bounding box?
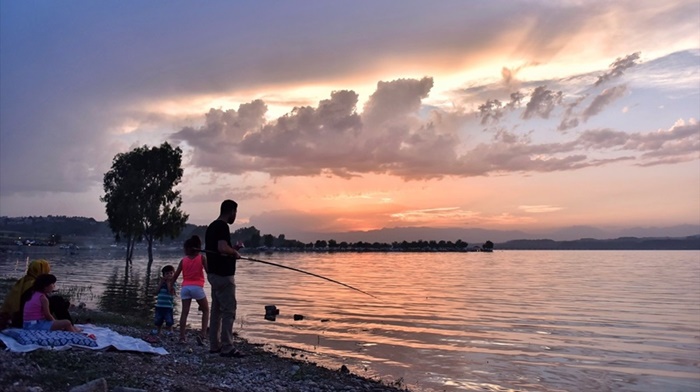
[0,280,411,392]
[1,236,698,254]
[1,216,699,252]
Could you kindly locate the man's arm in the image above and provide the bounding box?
[217,240,241,258]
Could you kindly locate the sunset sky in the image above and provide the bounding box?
[1,1,699,240]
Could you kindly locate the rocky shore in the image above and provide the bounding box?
[0,309,413,392]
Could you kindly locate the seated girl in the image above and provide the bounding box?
[22,274,79,332]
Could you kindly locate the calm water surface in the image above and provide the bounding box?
[1,250,699,391]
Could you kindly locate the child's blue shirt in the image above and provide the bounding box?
[155,281,174,309]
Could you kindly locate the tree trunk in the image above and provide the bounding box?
[124,236,132,267]
[146,236,154,275]
[127,237,135,266]
[145,235,154,295]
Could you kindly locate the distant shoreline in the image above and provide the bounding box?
[2,234,698,255]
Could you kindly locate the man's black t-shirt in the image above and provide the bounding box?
[205,219,236,276]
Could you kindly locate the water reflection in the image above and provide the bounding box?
[98,267,155,318]
[1,250,698,392]
[55,283,96,304]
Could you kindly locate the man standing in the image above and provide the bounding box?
[205,199,242,357]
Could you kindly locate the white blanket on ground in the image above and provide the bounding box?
[0,324,168,355]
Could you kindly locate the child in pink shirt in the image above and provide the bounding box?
[173,236,209,344]
[22,274,79,332]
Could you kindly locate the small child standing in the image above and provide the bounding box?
[173,235,209,344]
[22,274,79,332]
[152,265,176,337]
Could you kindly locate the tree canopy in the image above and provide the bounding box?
[101,142,188,272]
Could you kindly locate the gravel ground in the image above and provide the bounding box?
[0,320,413,392]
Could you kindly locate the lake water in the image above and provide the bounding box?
[1,250,699,391]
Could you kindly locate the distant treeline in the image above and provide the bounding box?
[1,216,698,250]
[0,216,112,238]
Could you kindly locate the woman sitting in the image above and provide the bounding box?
[0,259,51,329]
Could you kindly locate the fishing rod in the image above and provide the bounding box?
[196,249,378,299]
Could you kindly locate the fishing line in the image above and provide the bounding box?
[197,249,378,299]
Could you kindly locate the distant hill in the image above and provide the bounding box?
[0,216,112,238]
[294,226,534,244]
[0,216,204,245]
[292,224,700,244]
[498,236,700,250]
[541,224,700,241]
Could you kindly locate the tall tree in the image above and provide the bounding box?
[101,142,189,277]
[101,153,146,266]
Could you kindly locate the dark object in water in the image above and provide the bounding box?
[293,314,304,321]
[265,305,279,321]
